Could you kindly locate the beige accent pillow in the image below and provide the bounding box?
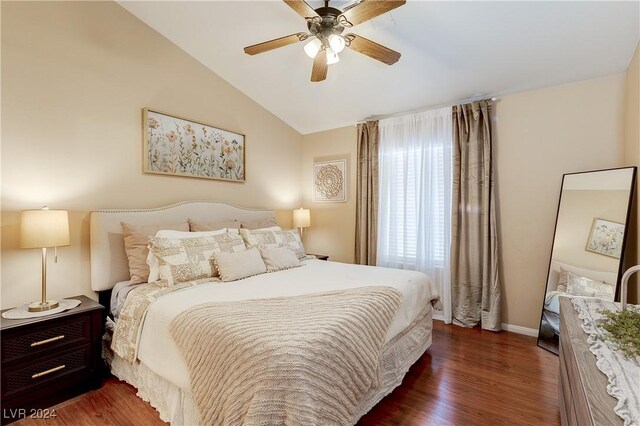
[259,247,301,272]
[240,217,278,230]
[213,247,267,282]
[189,219,240,232]
[148,233,246,286]
[240,228,306,259]
[557,269,569,293]
[121,221,189,284]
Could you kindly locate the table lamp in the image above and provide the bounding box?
[20,207,70,312]
[293,208,311,236]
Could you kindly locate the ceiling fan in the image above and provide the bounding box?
[244,0,406,82]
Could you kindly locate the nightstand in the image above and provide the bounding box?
[310,254,329,261]
[1,295,104,424]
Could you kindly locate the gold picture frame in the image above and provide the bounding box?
[143,108,245,182]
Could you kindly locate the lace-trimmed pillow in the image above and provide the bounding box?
[148,233,246,286]
[240,228,305,259]
[565,270,615,300]
[213,248,267,282]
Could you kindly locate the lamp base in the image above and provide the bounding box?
[28,300,59,312]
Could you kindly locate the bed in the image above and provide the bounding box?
[90,201,439,425]
[542,261,617,338]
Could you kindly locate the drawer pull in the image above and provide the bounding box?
[32,365,66,379]
[30,335,65,347]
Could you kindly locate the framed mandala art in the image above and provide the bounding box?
[143,108,245,182]
[313,159,347,202]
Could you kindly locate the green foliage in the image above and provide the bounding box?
[599,308,640,359]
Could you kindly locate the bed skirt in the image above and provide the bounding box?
[111,304,433,425]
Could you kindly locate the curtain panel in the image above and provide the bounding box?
[355,121,379,265]
[451,100,502,331]
[377,108,453,323]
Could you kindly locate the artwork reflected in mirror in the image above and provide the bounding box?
[537,167,636,354]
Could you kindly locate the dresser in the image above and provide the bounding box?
[558,297,622,426]
[1,296,104,424]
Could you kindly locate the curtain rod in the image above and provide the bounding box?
[355,95,498,125]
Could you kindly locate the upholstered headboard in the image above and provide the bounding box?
[90,201,276,291]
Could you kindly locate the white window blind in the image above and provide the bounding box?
[377,107,453,322]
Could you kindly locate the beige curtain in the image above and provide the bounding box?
[451,100,501,331]
[355,121,379,265]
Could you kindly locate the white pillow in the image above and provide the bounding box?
[259,247,301,272]
[557,263,617,285]
[565,270,615,300]
[213,247,267,282]
[147,229,227,282]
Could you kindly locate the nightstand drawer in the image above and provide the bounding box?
[1,315,90,365]
[2,345,91,399]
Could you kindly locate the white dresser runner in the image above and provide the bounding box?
[572,298,640,426]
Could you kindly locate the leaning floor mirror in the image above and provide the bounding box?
[537,166,636,354]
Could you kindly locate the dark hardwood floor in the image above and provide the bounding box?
[14,321,560,426]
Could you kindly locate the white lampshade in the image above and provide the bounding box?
[328,34,345,53]
[326,47,340,65]
[293,208,311,229]
[304,38,322,59]
[20,208,70,249]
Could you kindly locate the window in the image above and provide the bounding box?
[377,107,452,273]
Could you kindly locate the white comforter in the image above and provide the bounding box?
[135,259,438,390]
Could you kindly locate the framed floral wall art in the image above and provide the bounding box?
[143,108,245,182]
[313,159,347,202]
[585,217,625,258]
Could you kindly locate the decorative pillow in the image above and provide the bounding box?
[147,229,227,282]
[240,217,279,230]
[565,271,615,300]
[240,228,305,259]
[259,247,301,272]
[121,221,189,284]
[148,233,246,286]
[189,219,240,232]
[213,248,267,282]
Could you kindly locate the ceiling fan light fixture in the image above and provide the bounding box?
[326,47,340,65]
[328,34,346,53]
[304,38,322,58]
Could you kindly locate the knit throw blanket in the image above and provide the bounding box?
[169,286,403,426]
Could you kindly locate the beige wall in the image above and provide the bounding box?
[623,43,640,304]
[495,74,625,329]
[301,126,357,263]
[0,1,302,308]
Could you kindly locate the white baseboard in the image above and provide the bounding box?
[501,323,539,337]
[432,313,538,337]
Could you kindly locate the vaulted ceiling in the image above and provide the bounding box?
[119,1,639,134]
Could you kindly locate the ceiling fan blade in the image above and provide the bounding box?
[283,0,319,19]
[311,51,328,82]
[346,34,401,65]
[244,33,308,55]
[339,0,406,27]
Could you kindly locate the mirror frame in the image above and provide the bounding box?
[537,166,637,354]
